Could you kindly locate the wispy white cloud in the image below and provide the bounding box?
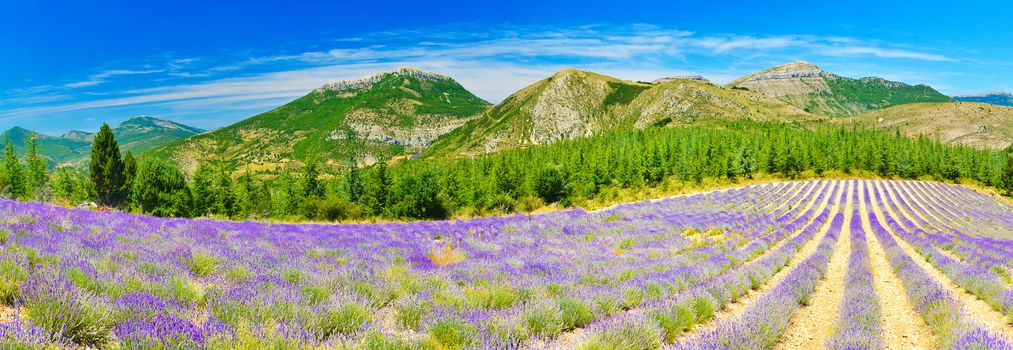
[0,24,965,130]
[816,46,955,62]
[64,69,165,88]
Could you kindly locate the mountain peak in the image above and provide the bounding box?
[314,67,451,93]
[954,90,1012,98]
[732,61,825,86]
[62,130,94,141]
[952,90,1013,106]
[778,61,822,71]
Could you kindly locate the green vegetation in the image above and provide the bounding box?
[89,123,125,206]
[2,119,1009,222]
[816,77,950,116]
[1,117,202,166]
[148,68,491,172]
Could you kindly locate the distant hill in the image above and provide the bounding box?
[427,68,819,156]
[839,102,1013,149]
[728,61,950,117]
[2,116,204,166]
[147,67,491,173]
[952,91,1013,106]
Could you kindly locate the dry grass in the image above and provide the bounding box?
[428,243,467,267]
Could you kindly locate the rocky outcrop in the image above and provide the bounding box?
[313,67,451,94]
[652,75,714,85]
[729,61,830,97]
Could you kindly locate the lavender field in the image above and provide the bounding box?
[0,180,1010,349]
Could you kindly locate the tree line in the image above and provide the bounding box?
[2,121,1011,221]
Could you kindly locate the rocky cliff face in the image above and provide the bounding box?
[729,61,829,97]
[652,75,714,85]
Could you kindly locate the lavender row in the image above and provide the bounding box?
[870,183,1013,325]
[826,205,882,349]
[566,183,840,347]
[886,181,1012,268]
[866,207,1012,349]
[666,212,845,349]
[0,180,824,348]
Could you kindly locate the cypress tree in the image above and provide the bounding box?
[2,139,25,199]
[1004,154,1013,195]
[24,133,48,197]
[213,165,236,217]
[301,159,324,200]
[89,123,125,206]
[359,160,390,216]
[122,151,137,199]
[190,162,215,216]
[346,160,363,203]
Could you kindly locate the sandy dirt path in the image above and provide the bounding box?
[859,180,935,350]
[773,180,853,350]
[869,181,1013,341]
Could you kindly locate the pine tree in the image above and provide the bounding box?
[190,163,215,216]
[359,160,390,216]
[131,159,192,217]
[1003,153,1013,195]
[24,133,48,197]
[346,160,363,203]
[301,159,324,200]
[2,139,25,199]
[123,151,137,198]
[89,123,125,206]
[213,165,236,217]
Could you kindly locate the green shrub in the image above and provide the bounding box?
[523,304,563,337]
[394,299,431,330]
[182,252,222,277]
[317,302,371,338]
[575,318,663,350]
[558,298,594,329]
[427,318,477,350]
[25,296,114,348]
[361,330,419,350]
[0,260,27,304]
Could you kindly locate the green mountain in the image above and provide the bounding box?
[952,91,1013,106]
[427,68,819,156]
[728,61,950,117]
[1,127,91,164]
[2,116,204,166]
[147,67,492,173]
[114,116,205,154]
[839,101,1013,150]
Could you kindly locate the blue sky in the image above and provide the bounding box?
[1,0,1011,135]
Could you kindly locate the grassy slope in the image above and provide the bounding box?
[838,101,1013,150]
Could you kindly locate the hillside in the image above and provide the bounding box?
[1,127,91,164]
[839,101,1013,149]
[147,67,491,173]
[2,116,203,165]
[728,61,950,117]
[952,91,1013,106]
[428,68,820,156]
